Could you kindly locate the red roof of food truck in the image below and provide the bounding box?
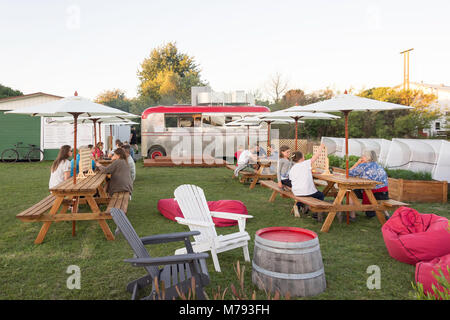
[142,105,270,119]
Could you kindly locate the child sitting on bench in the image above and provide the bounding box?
[234,145,257,177]
[289,144,326,217]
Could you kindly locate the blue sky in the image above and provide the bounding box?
[1,0,449,100]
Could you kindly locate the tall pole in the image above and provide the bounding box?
[98,121,102,144]
[400,48,414,91]
[294,118,298,151]
[92,119,98,158]
[70,113,82,185]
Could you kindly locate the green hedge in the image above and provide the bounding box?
[304,154,433,181]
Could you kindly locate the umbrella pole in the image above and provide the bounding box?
[343,111,351,225]
[267,121,272,156]
[295,118,298,151]
[98,121,102,144]
[93,119,98,159]
[247,125,250,148]
[71,113,81,237]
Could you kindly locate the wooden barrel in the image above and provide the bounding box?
[252,227,326,297]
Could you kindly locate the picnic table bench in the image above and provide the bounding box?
[16,173,131,244]
[260,180,333,220]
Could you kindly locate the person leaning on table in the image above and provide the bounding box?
[348,149,389,221]
[95,148,133,197]
[49,145,72,189]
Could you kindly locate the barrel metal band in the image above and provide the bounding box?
[252,262,324,280]
[254,242,320,255]
[255,235,319,249]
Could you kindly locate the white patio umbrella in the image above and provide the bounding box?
[49,114,139,152]
[257,111,340,151]
[6,92,131,184]
[284,94,413,177]
[226,116,298,156]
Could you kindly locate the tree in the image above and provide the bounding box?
[0,84,23,99]
[137,42,206,104]
[358,87,439,138]
[94,89,132,112]
[265,72,289,106]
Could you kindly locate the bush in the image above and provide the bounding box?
[385,169,433,181]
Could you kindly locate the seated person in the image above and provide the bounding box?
[95,148,133,197]
[277,145,292,188]
[123,141,135,161]
[108,140,123,158]
[348,150,389,220]
[255,144,267,157]
[234,145,257,177]
[289,144,327,218]
[70,148,96,177]
[235,145,244,163]
[122,145,136,182]
[92,142,105,160]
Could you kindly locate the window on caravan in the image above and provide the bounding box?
[165,115,178,128]
[202,115,225,127]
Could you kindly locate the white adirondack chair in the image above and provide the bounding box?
[174,184,253,272]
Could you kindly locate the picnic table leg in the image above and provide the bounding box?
[249,165,265,189]
[320,189,346,233]
[364,190,387,225]
[85,195,115,241]
[322,181,335,197]
[34,196,64,244]
[71,197,79,237]
[269,190,278,202]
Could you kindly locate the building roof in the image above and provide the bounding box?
[394,82,450,93]
[0,92,64,103]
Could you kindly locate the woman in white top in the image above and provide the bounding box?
[49,145,72,189]
[289,143,326,217]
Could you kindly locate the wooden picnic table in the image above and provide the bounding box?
[247,158,276,189]
[97,159,113,166]
[312,172,404,232]
[27,173,114,244]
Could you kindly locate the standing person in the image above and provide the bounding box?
[130,127,138,154]
[234,145,257,177]
[122,145,136,182]
[123,141,135,161]
[289,144,327,217]
[49,145,72,189]
[348,150,389,220]
[277,145,293,189]
[95,148,133,197]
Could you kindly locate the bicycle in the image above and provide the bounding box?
[1,142,44,162]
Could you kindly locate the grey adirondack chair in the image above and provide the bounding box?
[110,208,210,300]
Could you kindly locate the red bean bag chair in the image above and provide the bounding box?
[415,253,450,298]
[157,198,248,227]
[381,206,450,265]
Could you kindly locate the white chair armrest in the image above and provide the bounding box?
[175,217,215,228]
[210,211,254,220]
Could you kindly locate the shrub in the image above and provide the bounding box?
[385,169,433,181]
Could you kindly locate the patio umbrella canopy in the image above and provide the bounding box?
[49,114,139,150]
[284,94,413,177]
[6,92,131,184]
[226,116,298,156]
[257,111,340,151]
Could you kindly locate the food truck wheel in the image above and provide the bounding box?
[148,146,166,159]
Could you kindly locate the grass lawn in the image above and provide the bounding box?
[0,161,448,300]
